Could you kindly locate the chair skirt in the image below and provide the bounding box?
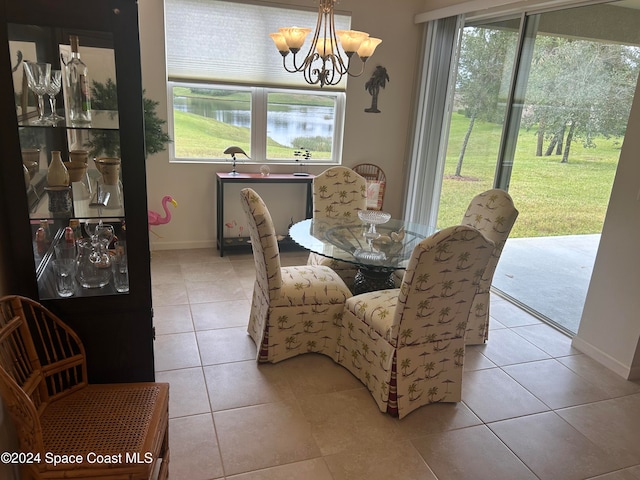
[465,290,491,345]
[337,290,467,418]
[248,265,351,363]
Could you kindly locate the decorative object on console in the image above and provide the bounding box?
[269,0,381,87]
[224,145,250,175]
[364,65,389,113]
[294,148,310,175]
[148,195,178,238]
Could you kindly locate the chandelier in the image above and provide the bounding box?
[269,0,382,87]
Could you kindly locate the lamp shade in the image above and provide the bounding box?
[336,30,369,53]
[269,32,290,52]
[357,37,382,59]
[279,27,312,49]
[316,38,334,57]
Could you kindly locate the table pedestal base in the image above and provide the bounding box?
[354,267,397,295]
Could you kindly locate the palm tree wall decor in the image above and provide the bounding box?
[365,65,389,113]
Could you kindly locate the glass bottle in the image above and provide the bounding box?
[64,35,92,125]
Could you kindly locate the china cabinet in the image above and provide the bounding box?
[0,0,154,382]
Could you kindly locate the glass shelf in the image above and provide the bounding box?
[18,109,120,130]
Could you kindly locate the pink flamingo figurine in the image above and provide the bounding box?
[148,195,178,237]
[225,220,236,237]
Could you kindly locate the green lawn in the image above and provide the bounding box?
[437,112,620,238]
[173,104,621,239]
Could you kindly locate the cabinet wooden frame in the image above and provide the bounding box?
[0,0,154,383]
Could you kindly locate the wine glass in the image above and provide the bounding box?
[45,70,63,124]
[23,62,51,125]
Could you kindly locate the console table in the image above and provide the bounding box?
[216,172,315,256]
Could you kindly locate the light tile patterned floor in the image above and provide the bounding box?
[151,248,640,480]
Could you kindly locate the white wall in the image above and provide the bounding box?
[138,0,426,249]
[573,73,640,380]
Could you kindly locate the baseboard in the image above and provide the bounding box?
[571,336,639,380]
[149,240,216,251]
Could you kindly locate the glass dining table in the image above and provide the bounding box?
[289,216,435,294]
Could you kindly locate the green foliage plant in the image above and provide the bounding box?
[86,79,171,158]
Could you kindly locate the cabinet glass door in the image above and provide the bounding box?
[8,24,129,300]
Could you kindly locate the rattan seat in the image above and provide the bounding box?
[0,295,170,479]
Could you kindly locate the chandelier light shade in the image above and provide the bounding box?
[269,0,381,87]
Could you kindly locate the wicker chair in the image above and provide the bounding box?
[352,163,386,211]
[0,295,169,479]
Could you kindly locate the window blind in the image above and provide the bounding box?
[164,0,351,89]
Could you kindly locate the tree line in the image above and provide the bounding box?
[455,27,640,175]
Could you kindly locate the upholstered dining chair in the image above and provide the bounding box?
[461,189,519,345]
[337,225,495,418]
[307,166,368,289]
[0,295,170,480]
[241,188,352,363]
[352,163,386,211]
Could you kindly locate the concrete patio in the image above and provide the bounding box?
[493,234,600,335]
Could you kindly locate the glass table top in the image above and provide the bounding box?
[289,217,436,270]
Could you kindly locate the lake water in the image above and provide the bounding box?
[174,96,334,147]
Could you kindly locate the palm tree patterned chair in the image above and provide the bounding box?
[336,225,494,418]
[0,295,170,480]
[307,166,368,290]
[461,189,519,345]
[241,188,352,363]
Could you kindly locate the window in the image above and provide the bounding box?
[168,82,345,163]
[165,0,349,164]
[408,1,640,335]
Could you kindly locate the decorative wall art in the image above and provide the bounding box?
[364,65,389,113]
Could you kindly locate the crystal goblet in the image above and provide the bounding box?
[45,70,63,124]
[23,62,51,125]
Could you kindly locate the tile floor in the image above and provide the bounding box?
[151,248,640,480]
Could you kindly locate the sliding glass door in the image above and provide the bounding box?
[435,2,640,334]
